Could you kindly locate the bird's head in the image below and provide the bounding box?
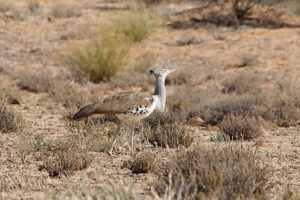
[149,68,176,79]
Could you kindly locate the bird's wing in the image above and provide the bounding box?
[72,91,153,120]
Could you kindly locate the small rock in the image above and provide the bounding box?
[253,141,271,148]
[88,171,99,180]
[256,116,278,131]
[47,15,55,22]
[204,125,219,132]
[187,117,205,127]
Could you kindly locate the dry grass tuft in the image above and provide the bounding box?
[40,152,92,177]
[50,3,81,18]
[0,106,23,133]
[113,7,161,43]
[138,0,164,6]
[0,77,20,104]
[0,173,50,192]
[221,72,263,94]
[0,1,11,13]
[219,114,260,140]
[15,69,91,114]
[266,83,300,127]
[153,145,268,200]
[144,123,193,148]
[64,32,131,83]
[63,7,159,83]
[197,94,263,126]
[123,152,158,174]
[55,174,139,199]
[282,187,300,200]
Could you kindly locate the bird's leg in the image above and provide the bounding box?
[130,126,135,157]
[108,123,122,156]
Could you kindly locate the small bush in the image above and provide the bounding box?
[64,31,131,83]
[0,1,11,13]
[50,3,81,18]
[221,72,263,94]
[40,152,92,177]
[267,84,300,127]
[55,175,139,199]
[144,123,193,148]
[219,114,260,140]
[198,94,263,126]
[123,152,158,174]
[0,77,20,104]
[0,106,23,133]
[138,0,164,6]
[153,146,268,200]
[114,7,160,42]
[15,69,91,112]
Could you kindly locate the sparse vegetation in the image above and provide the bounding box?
[138,0,164,6]
[0,1,11,13]
[219,114,260,140]
[63,6,159,83]
[15,69,92,114]
[0,78,23,133]
[50,3,81,18]
[144,123,193,148]
[123,152,158,174]
[221,72,263,94]
[55,175,139,200]
[239,54,259,67]
[267,83,300,127]
[0,106,23,133]
[114,7,161,43]
[64,31,131,83]
[40,152,92,177]
[153,146,268,200]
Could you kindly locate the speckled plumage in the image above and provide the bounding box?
[72,91,154,121]
[72,68,176,156]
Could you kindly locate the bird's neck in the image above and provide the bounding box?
[153,76,166,111]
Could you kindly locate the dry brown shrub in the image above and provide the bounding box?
[40,152,92,177]
[15,69,91,112]
[144,123,193,148]
[50,3,81,18]
[197,94,263,126]
[153,145,268,200]
[219,114,260,140]
[221,72,263,95]
[0,173,50,192]
[0,77,20,104]
[0,106,23,133]
[266,84,300,127]
[123,152,158,174]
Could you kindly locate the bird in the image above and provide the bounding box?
[72,68,176,156]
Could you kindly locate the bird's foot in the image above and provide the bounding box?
[107,150,113,156]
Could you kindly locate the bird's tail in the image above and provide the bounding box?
[72,103,101,120]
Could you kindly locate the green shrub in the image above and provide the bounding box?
[65,31,131,83]
[114,7,160,42]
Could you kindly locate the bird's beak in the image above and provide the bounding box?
[169,69,176,73]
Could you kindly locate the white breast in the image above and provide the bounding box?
[117,95,158,121]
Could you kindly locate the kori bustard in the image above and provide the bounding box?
[72,68,176,155]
